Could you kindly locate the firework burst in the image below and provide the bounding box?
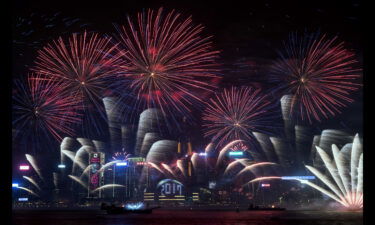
[305,134,363,209]
[202,86,279,148]
[232,142,249,151]
[113,8,220,125]
[33,31,122,135]
[270,32,361,123]
[13,74,82,152]
[112,149,132,160]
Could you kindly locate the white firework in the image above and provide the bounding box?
[305,134,363,209]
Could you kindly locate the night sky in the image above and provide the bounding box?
[12,0,363,154]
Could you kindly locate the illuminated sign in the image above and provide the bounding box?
[261,183,271,187]
[281,176,315,180]
[144,192,155,201]
[116,162,128,166]
[12,183,19,188]
[198,153,207,156]
[18,198,28,202]
[19,165,30,171]
[192,192,199,201]
[157,179,184,201]
[229,151,243,156]
[136,162,148,166]
[89,153,104,192]
[127,157,145,162]
[58,164,66,168]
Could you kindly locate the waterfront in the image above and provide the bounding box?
[13,209,363,225]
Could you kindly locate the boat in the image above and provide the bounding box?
[101,202,156,214]
[247,204,286,211]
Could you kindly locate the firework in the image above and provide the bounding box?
[148,162,165,174]
[223,159,251,176]
[248,134,363,209]
[270,32,361,123]
[113,8,220,125]
[112,149,132,160]
[15,187,40,197]
[202,86,278,147]
[68,175,88,189]
[232,142,249,151]
[164,140,278,187]
[161,163,177,177]
[13,74,81,152]
[23,176,42,191]
[216,140,243,167]
[235,162,278,179]
[33,31,122,135]
[305,134,363,209]
[91,184,125,192]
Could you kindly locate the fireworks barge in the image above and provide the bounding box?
[100,202,157,214]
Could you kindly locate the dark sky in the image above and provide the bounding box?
[13,0,362,51]
[12,0,363,150]
[12,0,363,81]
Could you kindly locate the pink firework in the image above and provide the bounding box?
[114,8,220,120]
[33,31,122,119]
[202,86,278,147]
[232,142,249,151]
[270,33,361,123]
[13,73,82,141]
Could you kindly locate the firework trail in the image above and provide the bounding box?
[243,176,283,186]
[33,31,122,136]
[148,162,165,175]
[61,150,77,165]
[223,158,251,175]
[91,184,125,192]
[113,8,221,127]
[270,32,361,123]
[68,175,88,189]
[23,176,41,191]
[16,187,40,197]
[204,143,214,154]
[80,164,93,179]
[161,163,177,177]
[176,159,187,177]
[235,162,278,179]
[25,154,44,182]
[13,74,81,152]
[203,86,279,148]
[71,146,94,175]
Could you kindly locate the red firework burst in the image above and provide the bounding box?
[270,32,361,123]
[32,31,122,119]
[202,86,278,147]
[114,8,220,120]
[232,142,249,151]
[13,73,82,141]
